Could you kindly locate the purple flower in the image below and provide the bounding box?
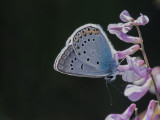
[122,22,133,33]
[143,100,156,120]
[107,10,149,43]
[124,77,152,102]
[133,13,149,26]
[105,100,159,120]
[117,45,140,59]
[116,32,141,43]
[133,77,147,86]
[105,100,160,120]
[122,56,151,82]
[105,104,136,120]
[120,10,149,26]
[108,23,141,43]
[107,23,124,34]
[118,59,144,73]
[120,10,134,22]
[149,66,160,94]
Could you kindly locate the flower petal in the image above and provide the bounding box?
[126,56,151,78]
[107,23,123,34]
[122,70,141,82]
[122,22,133,33]
[122,103,136,118]
[133,77,147,86]
[143,100,156,120]
[118,65,130,72]
[108,22,140,43]
[105,104,136,120]
[149,66,160,94]
[116,32,141,43]
[124,78,152,102]
[117,45,140,59]
[133,13,149,26]
[120,10,134,22]
[119,59,144,74]
[152,66,160,76]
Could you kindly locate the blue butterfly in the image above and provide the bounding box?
[54,24,119,82]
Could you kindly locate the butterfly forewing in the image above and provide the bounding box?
[54,42,108,77]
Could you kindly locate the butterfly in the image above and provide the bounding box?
[54,24,120,82]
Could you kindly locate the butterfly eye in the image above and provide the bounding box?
[107,76,113,79]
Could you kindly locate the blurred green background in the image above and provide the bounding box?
[1,0,160,120]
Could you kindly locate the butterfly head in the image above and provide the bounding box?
[105,75,116,83]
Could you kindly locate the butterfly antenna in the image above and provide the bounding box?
[106,81,113,106]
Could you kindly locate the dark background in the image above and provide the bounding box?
[1,0,160,120]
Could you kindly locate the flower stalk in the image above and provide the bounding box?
[135,25,160,104]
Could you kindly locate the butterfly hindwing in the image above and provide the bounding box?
[54,39,108,77]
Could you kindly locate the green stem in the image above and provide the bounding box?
[135,26,160,105]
